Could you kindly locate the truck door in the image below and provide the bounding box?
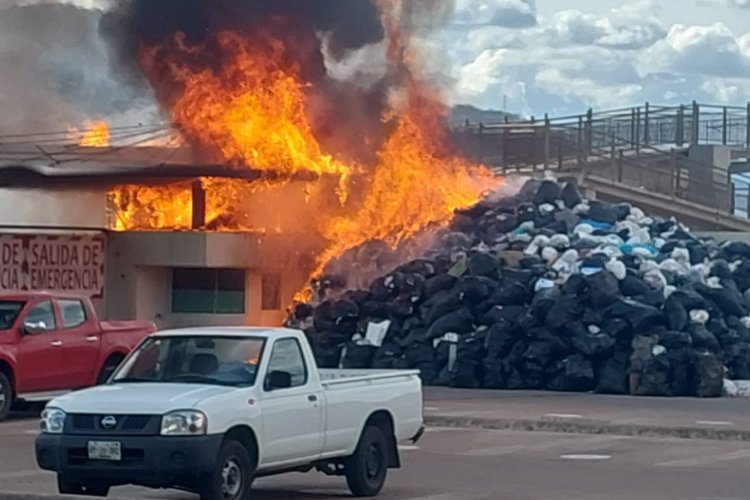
[259,337,324,466]
[16,300,65,394]
[57,299,100,388]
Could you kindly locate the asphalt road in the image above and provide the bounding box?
[3,417,750,500]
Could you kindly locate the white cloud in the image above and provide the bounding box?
[454,0,537,29]
[698,0,750,8]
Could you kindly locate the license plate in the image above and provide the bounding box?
[87,441,122,461]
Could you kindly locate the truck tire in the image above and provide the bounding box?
[200,440,254,500]
[345,426,389,497]
[0,372,12,422]
[57,475,110,497]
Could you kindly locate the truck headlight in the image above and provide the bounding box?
[161,411,207,436]
[41,408,66,434]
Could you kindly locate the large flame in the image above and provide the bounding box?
[111,3,500,301]
[68,120,110,147]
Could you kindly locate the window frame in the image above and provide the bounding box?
[264,338,309,391]
[58,299,88,329]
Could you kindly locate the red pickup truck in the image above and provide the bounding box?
[0,292,156,421]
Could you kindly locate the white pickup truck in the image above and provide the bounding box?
[35,327,424,500]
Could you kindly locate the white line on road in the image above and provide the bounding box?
[398,445,420,451]
[424,407,440,412]
[695,420,734,426]
[545,413,584,419]
[560,454,612,460]
[658,449,750,467]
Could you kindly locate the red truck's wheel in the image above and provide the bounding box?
[345,426,388,497]
[0,372,11,422]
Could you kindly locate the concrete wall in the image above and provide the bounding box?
[0,188,108,229]
[106,231,310,328]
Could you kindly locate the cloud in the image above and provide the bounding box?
[698,0,750,8]
[644,23,750,77]
[454,0,537,29]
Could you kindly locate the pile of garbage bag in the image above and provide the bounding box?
[287,178,750,397]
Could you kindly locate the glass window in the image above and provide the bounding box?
[59,300,87,328]
[24,300,56,331]
[262,273,281,311]
[0,301,24,330]
[266,338,307,389]
[172,268,246,314]
[113,335,266,387]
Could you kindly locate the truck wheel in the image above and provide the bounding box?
[200,440,254,500]
[345,426,389,497]
[0,372,12,422]
[57,475,110,497]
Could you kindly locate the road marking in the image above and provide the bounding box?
[424,406,440,412]
[459,435,624,457]
[560,454,612,460]
[695,420,734,426]
[658,449,750,467]
[399,445,420,451]
[545,413,583,419]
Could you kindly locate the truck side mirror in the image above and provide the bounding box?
[265,370,292,391]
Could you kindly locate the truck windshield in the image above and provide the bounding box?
[0,301,24,330]
[112,335,266,388]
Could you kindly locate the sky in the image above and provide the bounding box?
[444,0,750,117]
[1,0,748,126]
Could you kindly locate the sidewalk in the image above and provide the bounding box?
[423,387,750,441]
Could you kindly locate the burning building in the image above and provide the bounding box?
[0,0,498,329]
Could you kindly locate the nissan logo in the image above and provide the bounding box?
[101,416,117,429]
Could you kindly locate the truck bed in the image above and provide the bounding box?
[319,368,421,385]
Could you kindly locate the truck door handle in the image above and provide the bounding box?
[86,336,98,342]
[308,395,318,403]
[51,341,63,347]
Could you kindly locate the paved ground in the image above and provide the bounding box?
[4,417,750,499]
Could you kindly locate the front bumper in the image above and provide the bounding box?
[36,433,223,489]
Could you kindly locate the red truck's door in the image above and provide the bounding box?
[56,299,101,388]
[15,299,66,394]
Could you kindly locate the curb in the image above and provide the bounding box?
[424,415,750,442]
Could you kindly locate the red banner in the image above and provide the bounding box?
[0,233,105,297]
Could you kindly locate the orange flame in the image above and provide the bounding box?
[112,8,500,302]
[69,120,110,147]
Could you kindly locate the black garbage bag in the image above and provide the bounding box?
[586,271,621,308]
[548,355,595,392]
[634,353,671,396]
[546,294,585,331]
[563,274,588,295]
[533,179,563,204]
[399,273,426,300]
[313,301,335,331]
[405,341,434,366]
[695,283,747,317]
[360,301,390,319]
[522,341,557,368]
[483,355,507,389]
[342,343,377,369]
[657,330,692,349]
[516,202,537,223]
[572,333,615,360]
[424,274,458,297]
[667,347,694,396]
[693,352,724,398]
[581,308,605,326]
[425,289,465,325]
[603,317,633,345]
[620,273,651,297]
[506,364,527,390]
[727,316,750,342]
[722,241,750,260]
[561,182,583,208]
[669,288,708,311]
[529,287,562,322]
[588,201,618,225]
[426,308,475,339]
[732,259,750,291]
[689,324,721,352]
[723,342,750,379]
[450,332,487,388]
[595,351,629,394]
[484,321,518,358]
[468,252,499,279]
[490,279,532,306]
[521,361,547,389]
[610,299,666,330]
[664,295,689,331]
[314,345,343,368]
[710,260,734,281]
[372,343,404,369]
[387,296,416,319]
[687,242,709,265]
[396,259,437,277]
[481,305,525,326]
[458,275,497,303]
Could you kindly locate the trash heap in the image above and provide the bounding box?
[287,179,750,397]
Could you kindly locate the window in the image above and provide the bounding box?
[0,301,24,330]
[172,268,246,314]
[24,301,56,331]
[59,300,87,328]
[266,338,307,389]
[262,273,281,311]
